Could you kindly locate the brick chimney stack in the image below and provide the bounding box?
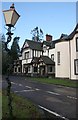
[46,34,52,41]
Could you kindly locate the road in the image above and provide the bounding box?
[2,75,77,120]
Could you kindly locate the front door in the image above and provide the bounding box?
[25,67,28,74]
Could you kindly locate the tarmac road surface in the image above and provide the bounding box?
[2,75,77,120]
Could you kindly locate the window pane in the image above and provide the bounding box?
[51,54,54,61]
[76,38,78,51]
[18,67,20,72]
[25,52,29,59]
[34,67,37,72]
[75,60,78,74]
[76,60,78,73]
[57,52,60,65]
[14,67,17,72]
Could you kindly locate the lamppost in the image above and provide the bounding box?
[3,3,20,118]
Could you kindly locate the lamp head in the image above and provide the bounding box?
[3,3,20,27]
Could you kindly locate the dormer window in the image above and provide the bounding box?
[76,37,78,51]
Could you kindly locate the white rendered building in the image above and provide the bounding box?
[14,24,78,80]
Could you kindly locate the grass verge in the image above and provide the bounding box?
[2,90,42,120]
[0,90,2,120]
[28,77,78,88]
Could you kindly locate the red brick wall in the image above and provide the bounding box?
[46,34,52,41]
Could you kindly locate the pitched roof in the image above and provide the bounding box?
[22,39,43,51]
[54,24,78,44]
[43,41,51,46]
[31,57,39,64]
[66,23,78,40]
[43,40,55,49]
[40,56,55,65]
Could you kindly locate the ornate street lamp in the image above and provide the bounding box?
[3,3,20,118]
[3,3,20,49]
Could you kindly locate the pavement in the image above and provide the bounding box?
[2,75,78,120]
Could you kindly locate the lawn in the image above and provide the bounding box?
[28,77,78,88]
[2,90,43,120]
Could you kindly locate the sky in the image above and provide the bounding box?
[2,2,77,48]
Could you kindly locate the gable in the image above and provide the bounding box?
[39,58,43,62]
[23,42,29,49]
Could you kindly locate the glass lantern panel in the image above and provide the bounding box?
[3,10,13,25]
[11,11,20,26]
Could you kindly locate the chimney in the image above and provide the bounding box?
[46,34,52,41]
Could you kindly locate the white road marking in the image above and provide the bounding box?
[38,105,69,120]
[18,84,23,86]
[11,82,17,85]
[14,89,35,93]
[25,86,32,89]
[67,96,77,100]
[35,88,40,91]
[11,82,77,101]
[46,91,60,96]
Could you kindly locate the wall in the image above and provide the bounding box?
[49,48,55,61]
[55,41,70,78]
[71,34,78,80]
[22,48,32,73]
[33,50,42,57]
[43,45,49,56]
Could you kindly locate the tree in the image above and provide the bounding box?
[10,36,20,62]
[31,27,43,42]
[0,33,8,74]
[1,35,20,74]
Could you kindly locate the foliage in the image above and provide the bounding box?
[1,34,20,74]
[1,34,8,74]
[31,27,43,42]
[10,37,20,62]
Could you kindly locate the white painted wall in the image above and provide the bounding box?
[55,41,70,78]
[22,48,31,59]
[33,50,42,57]
[19,56,22,60]
[21,47,43,73]
[70,34,78,80]
[43,46,49,56]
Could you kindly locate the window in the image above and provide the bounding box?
[49,66,52,72]
[28,66,30,72]
[18,67,21,73]
[57,52,60,65]
[74,59,78,75]
[51,54,54,61]
[48,66,55,73]
[76,37,78,51]
[24,52,29,59]
[14,67,17,73]
[34,66,37,72]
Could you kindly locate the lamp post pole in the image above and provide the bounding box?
[5,25,13,119]
[3,3,20,119]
